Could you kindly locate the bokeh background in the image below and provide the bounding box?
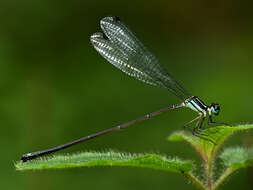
[1,0,253,189]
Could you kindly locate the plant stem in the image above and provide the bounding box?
[183,172,206,190]
[205,159,213,189]
[212,168,233,190]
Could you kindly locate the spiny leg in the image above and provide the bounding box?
[183,116,208,136]
[183,116,209,136]
[183,116,201,129]
[183,115,216,144]
[193,115,215,133]
[184,116,210,137]
[205,114,231,137]
[192,117,217,144]
[195,115,205,130]
[192,116,207,136]
[208,115,231,127]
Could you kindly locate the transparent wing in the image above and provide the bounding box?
[90,16,191,100]
[90,32,165,87]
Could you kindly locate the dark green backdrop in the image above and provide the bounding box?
[1,0,253,189]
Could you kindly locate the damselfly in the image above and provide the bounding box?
[21,16,226,162]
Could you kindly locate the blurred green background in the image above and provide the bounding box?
[1,0,253,189]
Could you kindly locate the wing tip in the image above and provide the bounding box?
[90,32,102,44]
[100,16,121,27]
[90,32,109,44]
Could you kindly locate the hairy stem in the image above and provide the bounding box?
[183,172,206,190]
[212,168,233,190]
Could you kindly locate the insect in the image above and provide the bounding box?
[21,16,227,162]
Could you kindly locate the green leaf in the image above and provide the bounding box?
[168,124,253,164]
[213,147,253,189]
[169,124,253,184]
[219,147,253,170]
[15,151,193,173]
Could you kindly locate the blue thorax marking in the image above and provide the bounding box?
[185,97,207,114]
